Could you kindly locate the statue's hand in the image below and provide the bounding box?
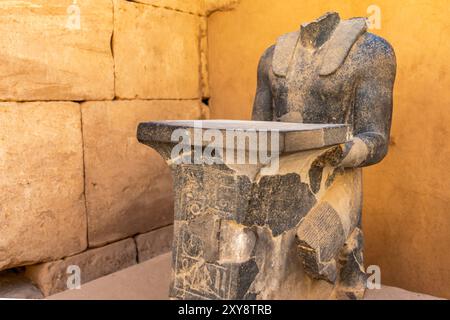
[312,142,349,169]
[315,138,370,169]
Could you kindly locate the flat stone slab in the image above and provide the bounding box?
[45,253,444,300]
[138,120,350,153]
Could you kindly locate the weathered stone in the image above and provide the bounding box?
[0,102,86,271]
[131,0,206,15]
[138,120,353,299]
[114,0,200,99]
[135,225,174,262]
[253,12,396,169]
[0,0,114,101]
[251,12,395,299]
[0,269,43,299]
[296,202,346,283]
[25,238,137,296]
[82,100,206,247]
[138,12,395,300]
[46,253,445,300]
[138,120,350,153]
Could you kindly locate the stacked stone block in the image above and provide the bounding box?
[0,0,233,297]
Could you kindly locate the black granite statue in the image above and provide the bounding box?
[252,12,396,299]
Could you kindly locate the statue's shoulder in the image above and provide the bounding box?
[257,44,275,79]
[354,32,396,65]
[259,43,275,65]
[271,18,370,77]
[347,32,397,81]
[318,18,367,75]
[272,30,300,77]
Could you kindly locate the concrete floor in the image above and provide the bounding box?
[48,252,442,300]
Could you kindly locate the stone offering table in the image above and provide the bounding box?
[138,120,366,300]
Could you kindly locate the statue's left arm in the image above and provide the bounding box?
[337,36,397,168]
[252,45,275,121]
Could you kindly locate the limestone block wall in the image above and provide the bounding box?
[0,0,228,297]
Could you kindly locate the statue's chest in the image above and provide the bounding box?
[270,49,357,124]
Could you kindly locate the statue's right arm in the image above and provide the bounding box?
[251,45,275,121]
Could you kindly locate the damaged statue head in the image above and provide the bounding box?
[138,12,396,300]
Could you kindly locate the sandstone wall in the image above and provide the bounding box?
[4,0,446,300]
[207,0,450,299]
[0,0,214,297]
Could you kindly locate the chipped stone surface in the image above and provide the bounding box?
[25,238,137,297]
[135,225,174,262]
[138,12,395,300]
[46,252,444,300]
[0,102,86,271]
[114,0,200,99]
[253,12,394,300]
[0,269,43,299]
[138,120,355,299]
[82,100,205,247]
[0,0,114,101]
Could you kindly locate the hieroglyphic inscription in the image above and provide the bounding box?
[176,165,241,221]
[173,226,232,300]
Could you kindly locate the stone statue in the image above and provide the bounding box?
[252,12,396,299]
[138,12,396,300]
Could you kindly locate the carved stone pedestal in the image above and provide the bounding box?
[138,120,366,300]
